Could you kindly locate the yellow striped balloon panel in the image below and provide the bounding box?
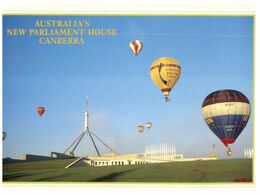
[150,57,181,98]
[201,89,250,147]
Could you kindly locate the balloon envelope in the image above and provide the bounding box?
[137,125,144,133]
[37,106,45,117]
[150,57,181,101]
[129,40,143,56]
[146,122,152,129]
[3,132,7,140]
[201,89,250,147]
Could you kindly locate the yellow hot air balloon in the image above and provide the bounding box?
[146,122,152,129]
[150,57,181,102]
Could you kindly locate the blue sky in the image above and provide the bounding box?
[3,16,253,159]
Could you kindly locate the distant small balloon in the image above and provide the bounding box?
[146,122,152,129]
[129,40,143,56]
[3,131,7,140]
[37,106,45,117]
[137,125,144,133]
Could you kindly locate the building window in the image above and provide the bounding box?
[95,162,97,165]
[121,161,124,165]
[115,161,117,165]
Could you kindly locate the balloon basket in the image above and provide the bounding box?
[227,147,232,156]
[164,97,170,102]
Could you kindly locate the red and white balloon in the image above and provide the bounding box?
[129,40,143,56]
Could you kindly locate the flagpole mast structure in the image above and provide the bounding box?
[63,98,116,157]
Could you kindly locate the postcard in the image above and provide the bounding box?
[2,14,254,183]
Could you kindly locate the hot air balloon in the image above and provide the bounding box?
[3,131,7,140]
[129,40,143,56]
[150,57,181,102]
[146,122,152,129]
[37,106,45,117]
[201,89,251,156]
[137,125,144,133]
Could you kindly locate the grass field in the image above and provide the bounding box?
[3,158,252,183]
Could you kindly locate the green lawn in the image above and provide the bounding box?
[3,158,252,183]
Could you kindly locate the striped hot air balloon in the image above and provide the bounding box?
[201,89,250,153]
[129,40,143,56]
